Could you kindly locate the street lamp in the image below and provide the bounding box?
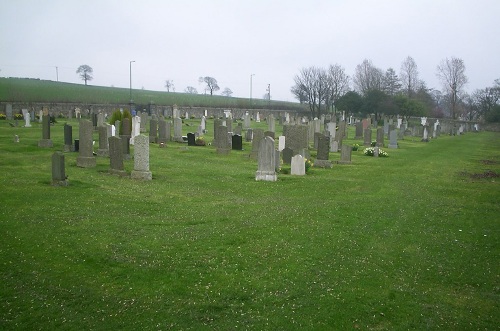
[129,60,135,103]
[250,74,255,102]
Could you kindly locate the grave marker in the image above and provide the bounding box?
[131,135,152,180]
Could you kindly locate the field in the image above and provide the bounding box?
[0,118,499,330]
[0,78,306,111]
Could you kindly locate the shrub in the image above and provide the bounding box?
[0,113,6,120]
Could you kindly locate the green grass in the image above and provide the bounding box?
[0,77,306,111]
[0,119,499,330]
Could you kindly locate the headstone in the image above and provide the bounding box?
[256,112,261,122]
[213,119,223,142]
[121,133,131,160]
[376,127,384,147]
[388,130,398,149]
[314,134,332,168]
[243,112,251,129]
[22,109,31,127]
[173,118,183,142]
[131,135,152,180]
[338,145,352,164]
[114,120,121,135]
[264,131,275,139]
[76,120,96,167]
[255,137,277,181]
[275,150,280,172]
[250,128,264,158]
[38,115,53,148]
[51,152,68,186]
[291,154,306,175]
[362,118,370,130]
[200,116,206,131]
[122,118,131,137]
[283,125,308,155]
[422,126,429,142]
[158,119,170,143]
[331,140,339,153]
[97,125,109,156]
[245,129,253,142]
[14,135,19,143]
[97,113,105,128]
[187,132,196,146]
[92,113,98,129]
[130,116,141,145]
[354,121,363,139]
[234,123,242,135]
[38,110,43,123]
[232,134,243,150]
[282,147,293,165]
[6,104,13,120]
[278,136,286,151]
[216,126,231,154]
[267,114,275,132]
[149,119,158,143]
[140,112,148,132]
[63,123,73,152]
[374,146,380,157]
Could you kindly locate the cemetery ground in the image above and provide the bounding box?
[1,118,499,330]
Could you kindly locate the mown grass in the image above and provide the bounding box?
[0,78,306,111]
[0,118,499,330]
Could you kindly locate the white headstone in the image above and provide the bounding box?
[291,154,306,176]
[278,136,286,151]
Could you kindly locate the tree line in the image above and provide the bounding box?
[290,57,500,122]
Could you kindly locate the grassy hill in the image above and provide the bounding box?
[0,77,307,111]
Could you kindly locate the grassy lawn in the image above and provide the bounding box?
[0,118,499,330]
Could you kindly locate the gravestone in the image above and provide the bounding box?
[338,121,347,139]
[213,119,223,142]
[63,123,73,152]
[243,112,251,129]
[388,130,398,149]
[264,131,275,139]
[200,116,207,131]
[130,116,141,145]
[114,120,121,135]
[97,125,109,156]
[216,126,231,154]
[354,122,363,139]
[374,146,380,158]
[338,145,352,164]
[314,134,332,168]
[122,118,131,137]
[267,114,275,132]
[291,154,306,175]
[232,134,243,150]
[51,152,68,186]
[76,120,96,167]
[282,147,293,165]
[140,112,148,132]
[92,113,98,130]
[245,129,253,142]
[121,134,131,160]
[108,136,127,176]
[38,115,53,148]
[283,125,308,155]
[187,132,196,146]
[331,140,339,153]
[250,128,265,158]
[275,150,281,172]
[6,104,13,120]
[256,112,261,123]
[22,109,31,127]
[255,137,277,181]
[362,118,370,130]
[376,127,384,147]
[131,135,152,180]
[278,136,286,151]
[14,135,19,143]
[173,118,183,142]
[149,119,158,143]
[422,125,429,142]
[158,119,170,143]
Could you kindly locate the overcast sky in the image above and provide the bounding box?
[1,0,498,101]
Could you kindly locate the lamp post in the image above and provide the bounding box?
[129,60,135,103]
[250,74,255,102]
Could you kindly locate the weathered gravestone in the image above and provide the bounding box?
[187,132,196,146]
[255,136,277,181]
[314,134,332,168]
[131,135,152,180]
[63,123,73,152]
[283,125,308,156]
[388,130,398,149]
[38,115,53,148]
[6,104,13,120]
[149,119,158,143]
[216,125,231,154]
[108,136,127,176]
[278,136,286,151]
[267,114,275,132]
[338,145,352,164]
[173,118,183,142]
[291,154,306,176]
[76,120,96,167]
[158,119,170,143]
[22,109,31,127]
[354,121,363,139]
[282,147,293,165]
[51,152,68,186]
[250,128,265,159]
[140,112,148,132]
[97,125,109,156]
[364,128,372,147]
[376,127,384,147]
[245,129,253,142]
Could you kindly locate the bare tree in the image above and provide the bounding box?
[76,65,93,85]
[184,86,198,94]
[353,59,383,94]
[325,64,350,113]
[198,76,220,96]
[291,66,328,118]
[221,87,233,97]
[165,80,175,92]
[436,57,468,119]
[400,56,419,98]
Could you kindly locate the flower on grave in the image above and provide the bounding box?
[305,158,313,173]
[0,114,6,120]
[370,140,377,147]
[363,147,389,157]
[14,113,23,120]
[195,136,206,146]
[352,143,360,151]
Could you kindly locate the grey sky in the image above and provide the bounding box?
[1,0,498,101]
